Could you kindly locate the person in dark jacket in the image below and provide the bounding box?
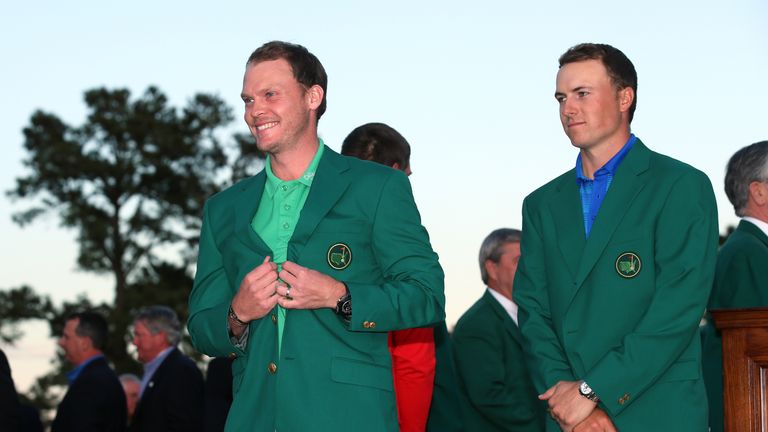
[52,311,127,432]
[130,305,204,432]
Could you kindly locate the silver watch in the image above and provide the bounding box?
[579,381,599,402]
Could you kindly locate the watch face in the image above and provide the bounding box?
[580,382,592,395]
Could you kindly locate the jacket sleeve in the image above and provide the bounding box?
[188,201,248,358]
[389,328,435,432]
[584,170,718,416]
[347,171,445,332]
[514,197,577,392]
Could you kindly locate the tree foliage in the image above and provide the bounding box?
[5,86,264,410]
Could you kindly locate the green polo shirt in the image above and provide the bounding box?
[251,141,324,353]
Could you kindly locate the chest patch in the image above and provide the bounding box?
[615,252,641,278]
[327,243,352,270]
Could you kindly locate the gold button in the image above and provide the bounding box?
[369,321,376,329]
[363,321,370,328]
[227,352,237,359]
[271,314,277,324]
[267,362,277,374]
[618,393,630,405]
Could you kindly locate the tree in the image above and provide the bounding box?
[0,286,53,344]
[7,86,264,378]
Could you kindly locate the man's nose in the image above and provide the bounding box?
[246,101,264,119]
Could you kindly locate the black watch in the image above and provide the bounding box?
[334,284,352,321]
[228,305,248,327]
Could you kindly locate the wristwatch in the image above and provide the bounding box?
[334,284,352,322]
[579,381,600,402]
[228,305,248,327]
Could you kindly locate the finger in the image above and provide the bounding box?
[277,294,300,309]
[273,281,289,297]
[539,385,557,400]
[281,260,303,275]
[246,259,276,281]
[278,269,298,287]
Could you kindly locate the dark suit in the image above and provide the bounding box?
[514,140,719,431]
[204,357,233,432]
[51,356,127,432]
[427,322,467,432]
[0,349,22,432]
[703,219,768,432]
[130,348,204,432]
[453,290,544,431]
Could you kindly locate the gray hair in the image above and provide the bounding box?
[134,305,182,346]
[725,141,768,216]
[479,228,522,285]
[119,373,141,385]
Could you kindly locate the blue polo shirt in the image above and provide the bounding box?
[66,354,104,384]
[576,134,636,238]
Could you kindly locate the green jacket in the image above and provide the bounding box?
[514,140,719,431]
[188,146,445,432]
[702,219,768,432]
[453,290,545,431]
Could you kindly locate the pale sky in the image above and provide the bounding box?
[1,0,766,390]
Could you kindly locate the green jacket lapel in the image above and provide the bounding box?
[289,146,352,261]
[549,172,586,280]
[574,140,651,288]
[233,171,270,254]
[483,290,523,345]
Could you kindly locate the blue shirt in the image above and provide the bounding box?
[576,134,636,238]
[140,346,174,397]
[66,354,104,384]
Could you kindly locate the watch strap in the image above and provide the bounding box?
[228,305,248,326]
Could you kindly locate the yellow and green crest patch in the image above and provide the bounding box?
[615,252,641,278]
[327,243,352,270]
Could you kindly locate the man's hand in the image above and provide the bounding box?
[540,380,596,431]
[276,261,346,310]
[573,408,616,432]
[231,256,279,324]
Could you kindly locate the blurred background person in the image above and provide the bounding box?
[453,228,544,431]
[342,122,465,432]
[130,305,203,432]
[204,356,233,432]
[1,347,22,432]
[703,140,768,432]
[52,311,127,432]
[119,373,141,425]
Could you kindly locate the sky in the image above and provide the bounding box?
[1,0,766,391]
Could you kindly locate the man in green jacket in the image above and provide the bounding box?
[513,43,719,431]
[453,228,544,431]
[187,41,444,432]
[703,140,768,432]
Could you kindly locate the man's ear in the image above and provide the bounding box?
[305,84,324,110]
[749,180,768,206]
[484,259,497,283]
[618,87,634,112]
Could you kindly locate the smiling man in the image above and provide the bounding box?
[187,41,444,432]
[513,43,719,431]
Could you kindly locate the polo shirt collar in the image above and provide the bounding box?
[264,139,325,197]
[576,134,636,183]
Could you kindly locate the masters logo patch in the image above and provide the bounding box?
[327,243,352,270]
[615,252,641,278]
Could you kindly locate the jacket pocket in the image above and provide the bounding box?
[330,356,394,392]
